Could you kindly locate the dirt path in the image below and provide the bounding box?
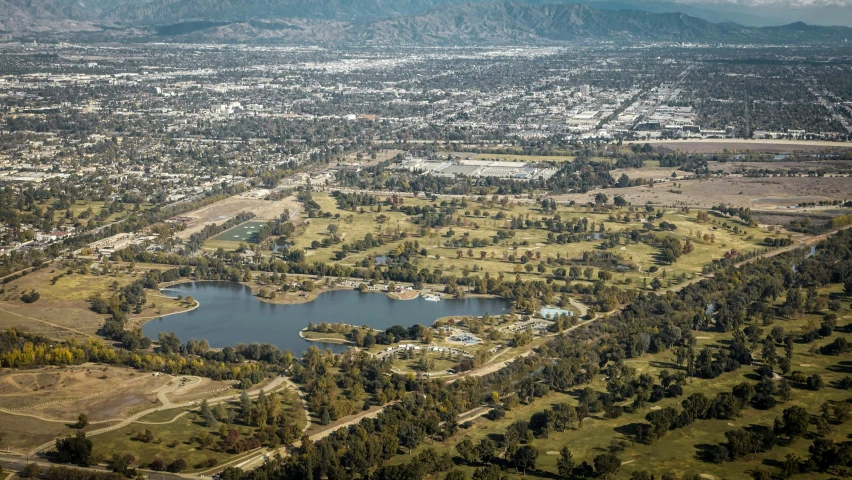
[153,375,203,408]
[568,299,589,317]
[27,375,287,455]
[132,410,191,425]
[656,224,852,295]
[232,227,849,474]
[236,402,394,470]
[0,305,90,337]
[281,377,311,433]
[457,405,491,423]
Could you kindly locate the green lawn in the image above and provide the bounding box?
[209,221,270,243]
[93,389,305,472]
[385,287,852,479]
[93,410,240,471]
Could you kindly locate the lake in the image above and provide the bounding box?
[143,281,510,355]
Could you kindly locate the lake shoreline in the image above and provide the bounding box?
[145,280,510,354]
[155,278,505,327]
[298,328,357,345]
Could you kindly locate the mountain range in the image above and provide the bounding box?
[1,0,851,45]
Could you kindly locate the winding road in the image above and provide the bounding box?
[20,375,288,455]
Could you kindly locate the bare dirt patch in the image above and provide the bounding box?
[387,290,420,300]
[555,176,852,209]
[166,377,237,404]
[707,160,852,174]
[611,167,682,181]
[175,195,300,240]
[0,365,171,422]
[629,139,852,153]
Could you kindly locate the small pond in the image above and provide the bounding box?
[540,306,575,319]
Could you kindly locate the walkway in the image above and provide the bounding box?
[27,375,288,455]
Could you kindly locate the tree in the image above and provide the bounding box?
[594,453,622,479]
[751,469,771,480]
[456,439,476,464]
[240,389,251,423]
[21,290,40,303]
[631,472,655,480]
[445,470,468,480]
[201,399,217,427]
[512,445,539,475]
[834,402,852,424]
[476,438,496,464]
[110,453,135,474]
[806,374,824,390]
[557,446,575,479]
[776,406,809,440]
[761,336,776,370]
[75,413,89,429]
[398,424,422,454]
[168,458,187,473]
[781,453,800,479]
[809,438,837,471]
[55,431,94,466]
[22,464,41,479]
[472,464,505,480]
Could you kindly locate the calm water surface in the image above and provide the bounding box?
[143,281,509,355]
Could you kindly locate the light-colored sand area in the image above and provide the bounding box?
[175,195,299,240]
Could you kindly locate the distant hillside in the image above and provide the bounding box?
[1,0,851,45]
[163,3,852,45]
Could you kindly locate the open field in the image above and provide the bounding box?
[340,148,404,166]
[91,387,305,471]
[707,160,852,174]
[0,365,169,422]
[610,166,685,181]
[0,262,190,338]
[247,192,782,293]
[0,410,83,451]
[386,284,852,479]
[555,176,852,210]
[449,151,578,163]
[627,139,852,153]
[92,409,245,471]
[174,196,299,241]
[208,220,269,243]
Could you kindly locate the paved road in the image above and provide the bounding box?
[0,451,185,480]
[235,402,394,470]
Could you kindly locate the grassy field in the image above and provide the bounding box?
[0,261,191,337]
[384,285,852,479]
[209,221,270,243]
[93,409,245,471]
[0,410,85,451]
[216,192,783,298]
[93,387,305,471]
